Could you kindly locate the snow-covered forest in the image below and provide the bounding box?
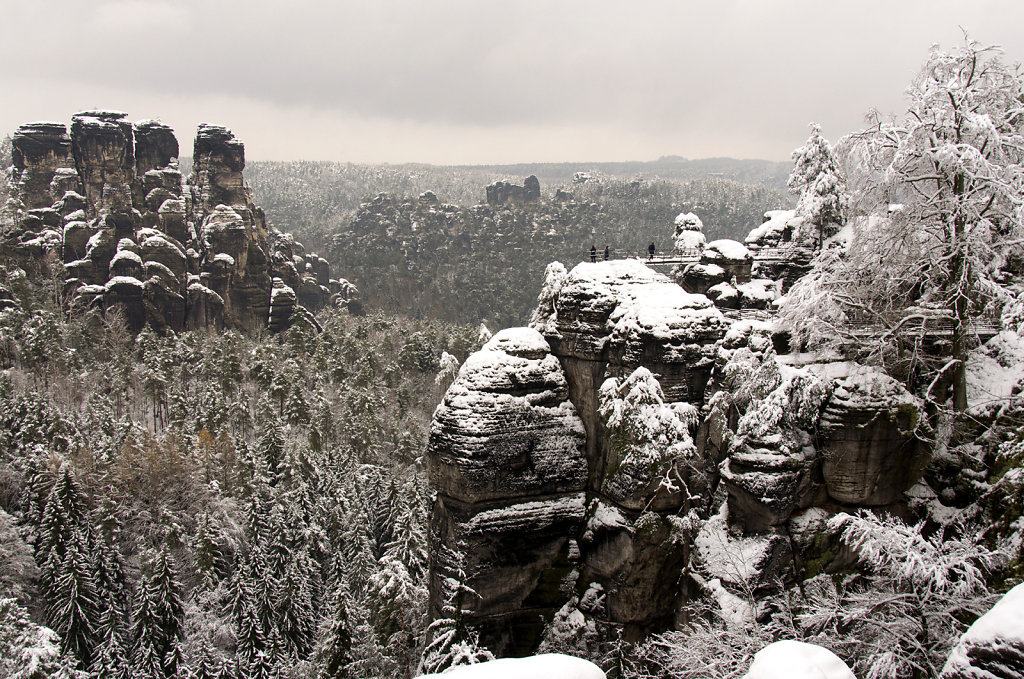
[0,270,481,676]
[2,36,1024,679]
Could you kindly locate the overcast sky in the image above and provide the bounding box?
[2,1,1023,164]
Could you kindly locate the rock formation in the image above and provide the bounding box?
[941,582,1024,679]
[3,112,359,333]
[429,261,732,652]
[428,252,930,655]
[486,175,541,206]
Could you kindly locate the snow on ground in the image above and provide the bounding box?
[941,581,1024,678]
[743,640,855,679]
[967,331,1024,413]
[694,504,772,587]
[416,653,606,679]
[737,279,779,304]
[551,260,726,346]
[704,576,753,628]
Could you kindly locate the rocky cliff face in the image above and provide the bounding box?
[4,112,359,333]
[428,257,930,655]
[486,175,541,206]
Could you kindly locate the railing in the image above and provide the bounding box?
[584,248,702,263]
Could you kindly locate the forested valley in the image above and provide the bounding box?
[245,163,787,327]
[0,261,484,678]
[3,36,1024,679]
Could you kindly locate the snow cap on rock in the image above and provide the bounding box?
[416,653,606,679]
[743,640,855,679]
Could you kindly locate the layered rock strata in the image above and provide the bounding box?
[430,259,930,656]
[428,328,587,655]
[429,262,730,652]
[4,112,357,333]
[941,582,1024,679]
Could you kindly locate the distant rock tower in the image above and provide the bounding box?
[485,175,541,205]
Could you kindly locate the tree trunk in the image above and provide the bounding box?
[950,171,969,413]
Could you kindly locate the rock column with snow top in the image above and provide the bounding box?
[428,328,588,656]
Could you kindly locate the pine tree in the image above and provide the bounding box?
[191,643,222,679]
[314,585,353,679]
[37,465,91,597]
[131,548,185,679]
[46,536,100,669]
[273,555,317,661]
[787,123,848,249]
[91,608,130,679]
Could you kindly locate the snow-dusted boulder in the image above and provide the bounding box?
[811,363,925,505]
[675,261,729,296]
[941,582,1024,679]
[746,210,800,248]
[673,211,707,253]
[430,327,586,503]
[703,239,753,285]
[537,259,726,403]
[744,640,855,679]
[416,653,605,679]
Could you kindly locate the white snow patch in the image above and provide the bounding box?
[416,653,605,679]
[585,500,631,537]
[213,252,236,267]
[705,577,753,628]
[484,327,551,357]
[705,239,751,261]
[967,331,1024,412]
[737,279,779,303]
[674,229,707,251]
[104,276,143,290]
[271,283,296,303]
[743,640,855,679]
[941,582,1024,678]
[746,210,798,245]
[708,282,738,300]
[109,249,142,268]
[695,504,772,586]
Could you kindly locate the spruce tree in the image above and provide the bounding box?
[314,585,353,679]
[131,548,185,679]
[47,536,100,669]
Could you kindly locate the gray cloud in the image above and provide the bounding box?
[2,0,1023,162]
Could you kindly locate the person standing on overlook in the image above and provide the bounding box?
[604,245,610,260]
[648,241,656,260]
[590,244,597,262]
